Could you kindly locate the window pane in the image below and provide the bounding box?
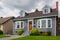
[21,22,23,28]
[38,20,40,28]
[45,9,48,13]
[17,25,19,28]
[48,20,51,28]
[41,20,46,28]
[17,22,19,28]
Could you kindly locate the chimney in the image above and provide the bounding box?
[56,0,58,11]
[35,9,39,12]
[0,17,3,18]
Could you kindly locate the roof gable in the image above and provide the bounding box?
[0,17,14,24]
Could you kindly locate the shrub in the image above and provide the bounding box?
[48,32,51,36]
[42,32,48,36]
[0,30,3,35]
[42,31,51,36]
[17,29,24,35]
[30,28,40,36]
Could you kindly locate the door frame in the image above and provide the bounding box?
[28,20,33,31]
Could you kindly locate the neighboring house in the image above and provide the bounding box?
[0,17,14,34]
[13,1,58,36]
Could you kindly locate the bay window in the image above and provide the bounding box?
[37,20,40,28]
[48,20,51,28]
[37,19,52,28]
[41,20,46,28]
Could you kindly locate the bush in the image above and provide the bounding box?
[0,30,3,35]
[42,31,51,36]
[42,32,48,36]
[30,28,40,36]
[48,32,51,36]
[17,29,24,35]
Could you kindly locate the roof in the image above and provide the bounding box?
[14,9,58,20]
[0,17,14,24]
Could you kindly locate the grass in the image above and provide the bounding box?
[0,35,10,38]
[12,36,60,40]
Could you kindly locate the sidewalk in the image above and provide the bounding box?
[0,35,24,40]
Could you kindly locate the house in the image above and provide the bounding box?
[13,1,58,36]
[0,17,14,34]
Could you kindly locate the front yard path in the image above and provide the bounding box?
[0,35,24,40]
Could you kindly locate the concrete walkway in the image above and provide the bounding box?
[0,35,24,40]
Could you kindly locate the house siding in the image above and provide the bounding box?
[13,17,56,36]
[36,18,56,36]
[0,25,3,31]
[13,20,28,34]
[3,20,13,34]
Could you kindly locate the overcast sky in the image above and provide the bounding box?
[0,0,60,17]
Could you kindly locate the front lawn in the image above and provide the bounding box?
[12,36,60,40]
[0,35,10,38]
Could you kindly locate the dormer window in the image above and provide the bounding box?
[45,8,49,13]
[42,5,51,14]
[20,10,25,17]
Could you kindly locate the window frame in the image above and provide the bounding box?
[20,21,24,29]
[43,8,50,14]
[15,21,24,29]
[37,19,52,28]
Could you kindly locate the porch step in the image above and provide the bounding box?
[22,30,30,36]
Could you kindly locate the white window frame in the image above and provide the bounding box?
[47,19,52,28]
[43,8,50,14]
[20,21,24,29]
[40,19,47,28]
[37,18,52,28]
[15,21,24,29]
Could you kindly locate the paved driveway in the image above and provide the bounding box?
[0,35,24,40]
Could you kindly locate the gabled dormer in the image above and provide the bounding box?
[20,10,25,17]
[42,5,51,14]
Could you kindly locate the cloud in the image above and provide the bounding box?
[0,1,20,17]
[1,0,56,11]
[58,0,60,17]
[0,0,58,17]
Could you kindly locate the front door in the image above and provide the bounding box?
[29,21,32,30]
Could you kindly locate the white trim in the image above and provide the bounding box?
[13,15,57,20]
[55,18,56,36]
[28,20,33,31]
[20,21,24,29]
[37,18,52,28]
[14,21,24,29]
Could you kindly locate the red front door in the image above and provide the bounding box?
[29,21,32,30]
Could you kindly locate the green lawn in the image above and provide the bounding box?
[0,35,9,38]
[12,36,60,40]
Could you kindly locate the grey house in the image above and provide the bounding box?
[13,1,59,36]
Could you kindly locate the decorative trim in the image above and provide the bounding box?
[37,18,52,28]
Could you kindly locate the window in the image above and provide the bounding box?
[17,25,19,28]
[45,8,48,13]
[41,20,46,28]
[20,10,25,17]
[43,8,50,14]
[37,19,52,28]
[21,21,24,28]
[15,21,24,29]
[48,20,52,28]
[17,22,20,28]
[37,20,40,28]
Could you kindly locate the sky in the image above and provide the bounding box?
[0,0,60,17]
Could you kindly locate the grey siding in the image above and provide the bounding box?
[13,18,56,36]
[36,18,56,36]
[13,20,28,34]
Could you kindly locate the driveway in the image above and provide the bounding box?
[0,35,24,40]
